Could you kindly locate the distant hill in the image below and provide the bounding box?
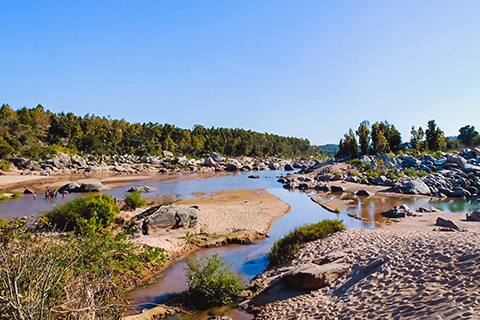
[318,144,339,156]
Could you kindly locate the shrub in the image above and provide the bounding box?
[44,194,119,233]
[269,220,344,266]
[11,193,20,199]
[0,160,10,171]
[123,191,147,211]
[186,253,243,307]
[404,168,429,178]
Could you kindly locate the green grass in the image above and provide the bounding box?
[269,220,345,266]
[404,168,429,178]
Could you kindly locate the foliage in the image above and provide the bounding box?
[0,218,165,320]
[0,103,323,159]
[458,125,479,146]
[123,191,147,211]
[0,160,10,171]
[186,253,243,307]
[337,129,358,159]
[11,192,20,199]
[404,168,429,178]
[356,121,370,155]
[269,220,344,266]
[317,144,339,156]
[44,194,119,233]
[425,120,445,152]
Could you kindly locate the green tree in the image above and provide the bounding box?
[356,121,370,155]
[425,120,445,151]
[163,135,175,152]
[458,125,479,146]
[337,129,358,159]
[410,126,425,151]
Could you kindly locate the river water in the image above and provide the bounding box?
[1,170,479,319]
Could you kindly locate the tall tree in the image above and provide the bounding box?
[425,120,445,151]
[356,121,370,155]
[458,125,479,146]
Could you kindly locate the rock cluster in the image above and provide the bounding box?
[9,152,308,176]
[277,149,480,200]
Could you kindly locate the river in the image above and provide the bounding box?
[1,170,479,319]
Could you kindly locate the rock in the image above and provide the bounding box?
[71,155,87,168]
[210,152,225,163]
[313,251,347,265]
[436,217,459,230]
[269,161,280,170]
[446,154,466,169]
[331,186,346,193]
[78,182,103,192]
[418,205,440,213]
[298,183,309,190]
[314,185,329,192]
[23,188,34,194]
[173,156,188,166]
[315,174,333,182]
[438,187,453,197]
[463,163,480,172]
[283,181,297,189]
[161,150,174,158]
[12,157,29,169]
[226,160,242,171]
[57,182,81,193]
[127,186,158,193]
[140,205,198,234]
[355,190,373,197]
[284,163,295,171]
[374,175,388,185]
[204,157,217,167]
[284,262,349,290]
[473,147,480,157]
[466,210,480,221]
[452,187,471,198]
[400,178,431,195]
[248,175,260,179]
[345,176,359,183]
[381,204,413,218]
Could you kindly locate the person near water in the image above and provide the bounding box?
[33,192,36,200]
[62,191,65,198]
[45,190,49,200]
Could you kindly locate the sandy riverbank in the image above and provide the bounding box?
[129,189,291,276]
[251,211,480,319]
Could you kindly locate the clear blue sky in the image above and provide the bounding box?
[1,1,480,144]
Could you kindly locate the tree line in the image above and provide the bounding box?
[337,119,478,159]
[0,104,322,160]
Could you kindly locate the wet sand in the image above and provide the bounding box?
[252,212,480,319]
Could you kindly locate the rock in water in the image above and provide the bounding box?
[284,163,294,171]
[355,190,374,197]
[331,186,346,193]
[418,205,440,213]
[436,217,459,230]
[381,204,413,218]
[141,205,198,234]
[57,182,81,193]
[127,186,158,193]
[248,175,260,179]
[284,262,349,290]
[78,182,103,192]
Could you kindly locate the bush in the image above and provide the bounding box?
[404,168,429,178]
[0,160,10,171]
[186,253,243,307]
[269,220,344,266]
[11,193,20,199]
[123,191,147,211]
[44,194,119,233]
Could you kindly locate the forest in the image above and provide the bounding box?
[0,104,322,160]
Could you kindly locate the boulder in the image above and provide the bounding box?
[284,262,349,290]
[400,179,431,195]
[283,181,297,190]
[226,160,242,171]
[298,183,309,190]
[374,175,388,185]
[417,205,440,213]
[331,186,346,193]
[446,154,466,169]
[381,204,413,218]
[466,210,480,222]
[436,217,459,230]
[452,187,471,198]
[345,176,359,183]
[71,155,87,168]
[315,174,333,182]
[314,185,329,192]
[161,150,174,158]
[284,163,295,171]
[204,157,217,167]
[248,175,260,179]
[12,157,29,169]
[356,190,373,197]
[78,182,103,192]
[269,161,280,170]
[23,189,34,194]
[140,205,198,234]
[57,182,81,193]
[210,152,225,163]
[127,186,158,193]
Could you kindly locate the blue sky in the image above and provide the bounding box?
[1,1,480,144]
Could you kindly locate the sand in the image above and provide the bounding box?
[251,212,480,319]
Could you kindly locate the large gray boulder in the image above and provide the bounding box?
[226,160,242,171]
[78,182,103,192]
[71,155,87,168]
[400,178,431,195]
[210,152,225,163]
[161,150,174,158]
[204,157,217,167]
[284,163,295,171]
[141,205,198,234]
[381,204,413,218]
[356,190,374,197]
[436,217,459,230]
[269,161,280,170]
[418,205,440,213]
[446,154,466,169]
[57,182,81,193]
[331,185,346,193]
[284,262,349,290]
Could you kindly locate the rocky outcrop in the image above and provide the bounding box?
[57,182,102,193]
[381,205,413,218]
